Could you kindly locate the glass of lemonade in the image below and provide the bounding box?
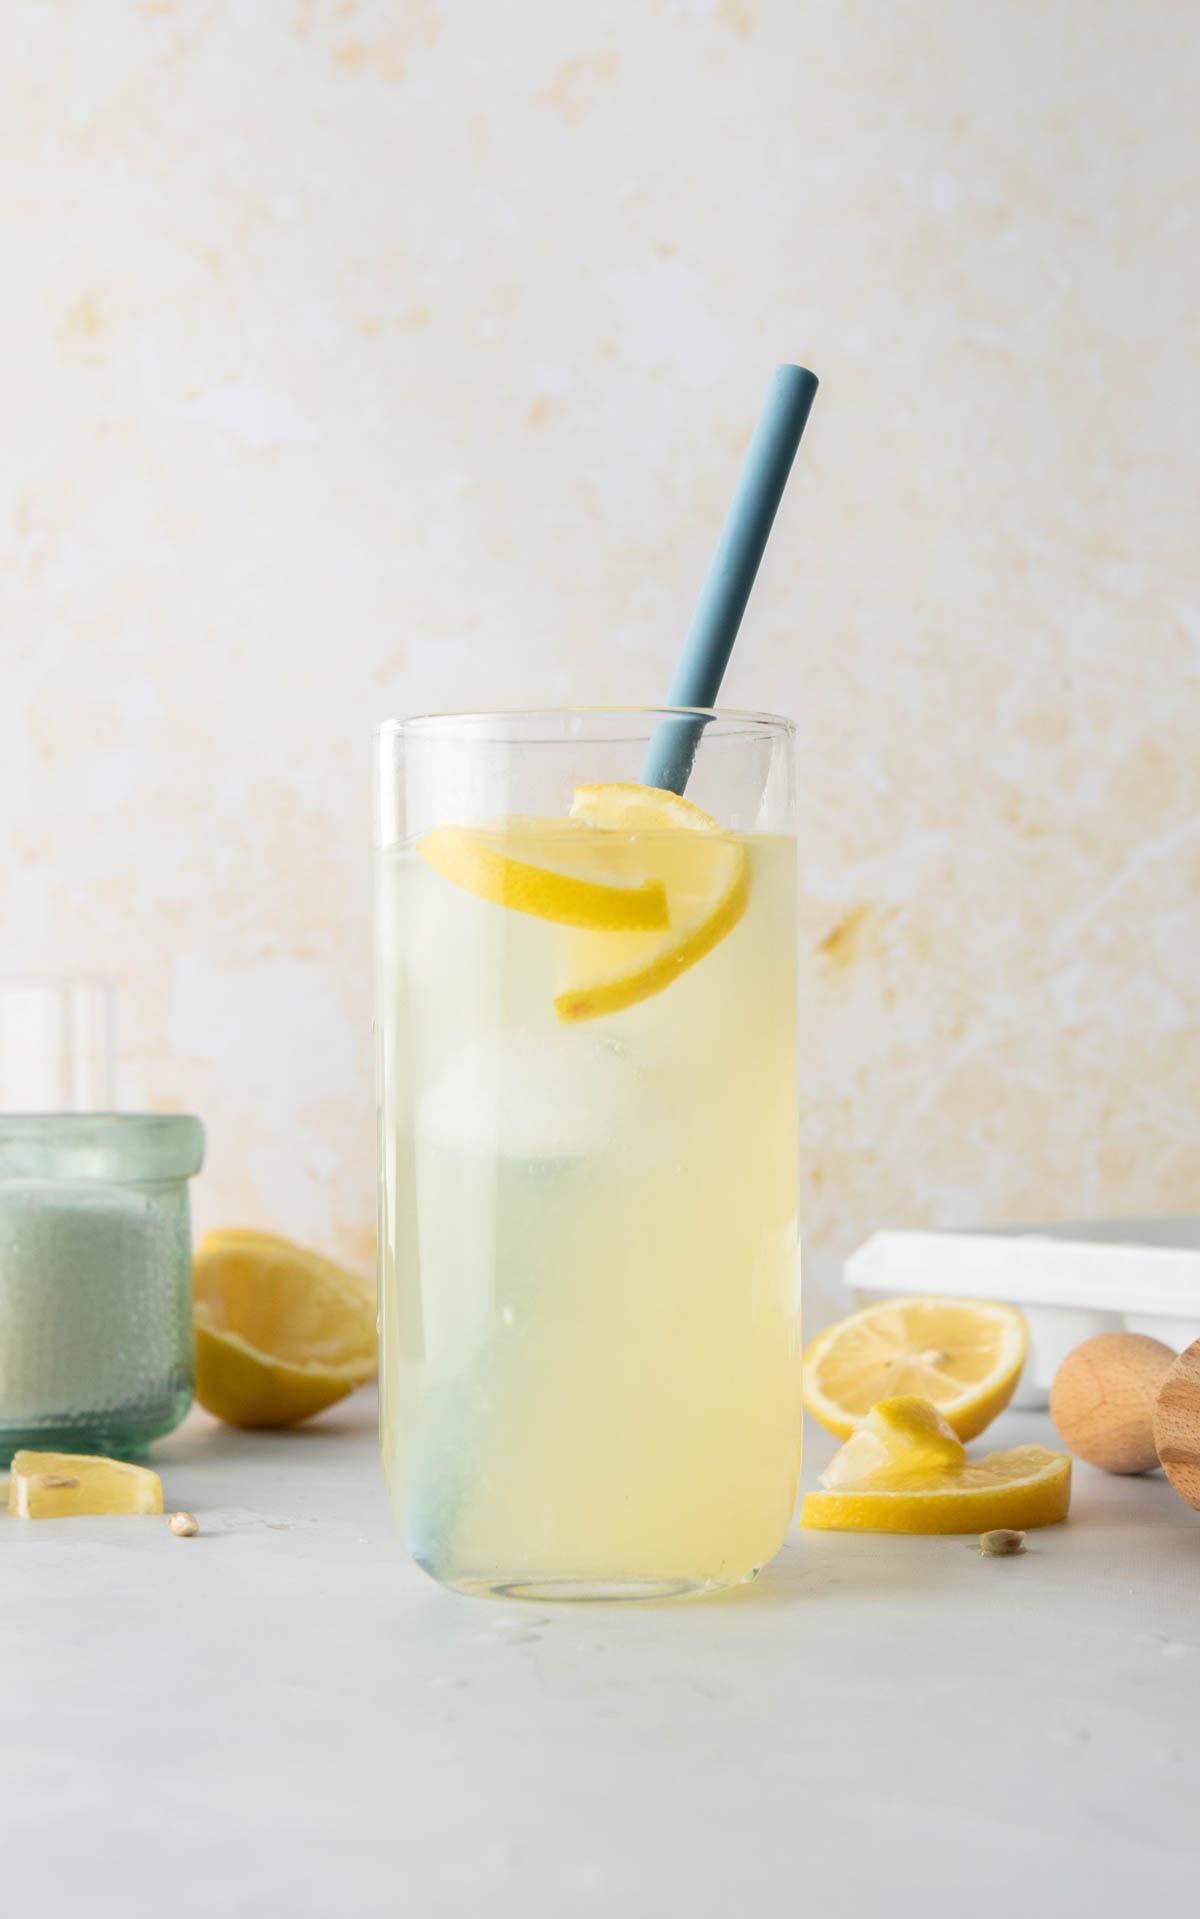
[377,709,800,1601]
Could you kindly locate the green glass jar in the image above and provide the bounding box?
[0,1115,205,1462]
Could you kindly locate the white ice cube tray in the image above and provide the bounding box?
[845,1218,1200,1408]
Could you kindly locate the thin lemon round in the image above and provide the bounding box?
[417,821,669,932]
[194,1229,377,1429]
[555,783,749,1022]
[804,1296,1029,1442]
[801,1443,1071,1534]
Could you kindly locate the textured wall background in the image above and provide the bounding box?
[3,0,1198,1273]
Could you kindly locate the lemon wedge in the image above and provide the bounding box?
[417,821,669,932]
[804,1295,1029,1442]
[8,1451,163,1519]
[801,1442,1071,1535]
[819,1394,966,1488]
[194,1229,377,1429]
[555,783,749,1022]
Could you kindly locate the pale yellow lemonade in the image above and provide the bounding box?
[378,785,800,1597]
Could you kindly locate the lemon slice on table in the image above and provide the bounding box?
[8,1452,163,1518]
[803,1296,1029,1442]
[193,1230,377,1429]
[417,820,669,932]
[801,1442,1070,1535]
[554,783,749,1023]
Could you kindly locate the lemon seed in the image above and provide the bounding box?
[979,1528,1026,1556]
[168,1511,199,1537]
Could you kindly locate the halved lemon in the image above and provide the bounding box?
[8,1451,163,1519]
[804,1296,1029,1442]
[801,1442,1070,1534]
[554,784,749,1022]
[819,1394,967,1488]
[193,1229,377,1429]
[417,820,669,932]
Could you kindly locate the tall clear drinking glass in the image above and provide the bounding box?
[377,710,800,1601]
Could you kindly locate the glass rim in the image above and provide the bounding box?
[0,1113,205,1181]
[0,973,113,989]
[380,706,796,744]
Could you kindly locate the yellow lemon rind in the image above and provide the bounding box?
[554,854,748,1022]
[192,1231,377,1430]
[555,782,750,1023]
[416,823,669,932]
[800,1445,1071,1535]
[193,1315,376,1430]
[803,1296,1030,1442]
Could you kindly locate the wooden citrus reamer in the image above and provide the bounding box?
[1050,1330,1200,1506]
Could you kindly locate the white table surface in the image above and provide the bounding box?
[3,1392,1197,1918]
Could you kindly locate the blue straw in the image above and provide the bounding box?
[641,363,818,793]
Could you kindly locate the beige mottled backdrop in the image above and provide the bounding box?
[2,0,1198,1276]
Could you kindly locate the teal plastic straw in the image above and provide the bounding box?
[641,363,818,793]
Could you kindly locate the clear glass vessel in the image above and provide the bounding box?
[377,710,800,1600]
[0,1115,204,1462]
[0,977,115,1113]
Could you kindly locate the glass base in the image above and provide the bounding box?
[1,1431,152,1467]
[0,1385,192,1468]
[417,1561,762,1603]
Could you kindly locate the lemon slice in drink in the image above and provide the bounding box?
[8,1451,163,1518]
[801,1442,1070,1535]
[803,1296,1029,1441]
[555,784,749,1023]
[417,820,669,933]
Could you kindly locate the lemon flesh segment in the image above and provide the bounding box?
[416,822,669,932]
[870,1394,967,1462]
[801,1444,1071,1535]
[803,1296,1029,1442]
[820,1395,966,1488]
[570,783,730,834]
[555,783,749,1023]
[193,1230,377,1429]
[8,1451,163,1519]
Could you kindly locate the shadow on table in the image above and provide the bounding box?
[708,1538,942,1610]
[151,1391,379,1466]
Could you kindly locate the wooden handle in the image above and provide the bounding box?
[1154,1339,1200,1511]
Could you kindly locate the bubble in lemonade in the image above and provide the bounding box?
[377,782,800,1599]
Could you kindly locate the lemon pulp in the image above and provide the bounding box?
[804,1296,1029,1442]
[193,1229,376,1429]
[8,1451,163,1518]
